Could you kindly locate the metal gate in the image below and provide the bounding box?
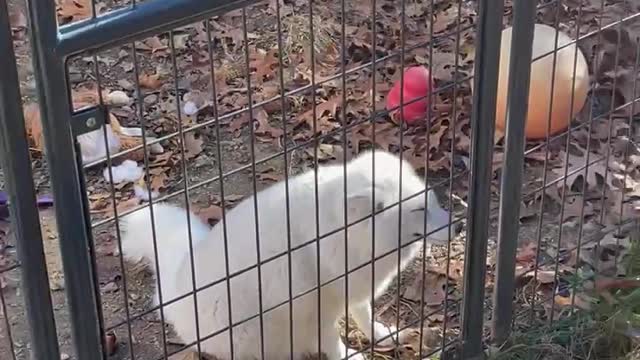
[1,0,637,359]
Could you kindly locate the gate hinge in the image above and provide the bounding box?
[71,105,108,137]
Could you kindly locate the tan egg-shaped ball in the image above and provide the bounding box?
[495,24,590,140]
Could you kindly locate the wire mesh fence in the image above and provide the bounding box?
[0,0,639,359]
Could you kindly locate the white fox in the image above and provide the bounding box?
[119,150,452,360]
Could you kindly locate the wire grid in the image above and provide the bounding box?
[53,0,640,359]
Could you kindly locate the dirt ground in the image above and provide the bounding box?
[1,0,639,359]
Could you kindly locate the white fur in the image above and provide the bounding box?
[119,150,451,360]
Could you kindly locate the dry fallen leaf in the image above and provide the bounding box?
[194,205,223,226]
[298,96,342,134]
[229,113,251,136]
[118,135,146,162]
[139,73,163,89]
[426,260,464,282]
[254,109,283,139]
[183,132,204,160]
[102,197,141,218]
[24,103,44,151]
[150,172,168,193]
[515,242,538,264]
[395,326,442,355]
[144,37,168,53]
[257,167,283,183]
[88,192,111,211]
[249,48,279,84]
[304,143,338,162]
[553,151,607,190]
[56,0,92,22]
[403,272,447,305]
[594,277,640,292]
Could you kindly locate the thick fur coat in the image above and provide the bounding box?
[120,150,451,360]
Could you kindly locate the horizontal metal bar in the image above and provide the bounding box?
[57,0,255,57]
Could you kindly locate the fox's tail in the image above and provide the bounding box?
[119,203,210,273]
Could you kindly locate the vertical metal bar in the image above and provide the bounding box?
[0,2,60,358]
[442,0,464,351]
[306,2,322,358]
[169,30,203,358]
[548,1,586,325]
[340,0,350,358]
[205,20,235,359]
[25,0,104,358]
[368,0,378,356]
[273,1,294,358]
[396,0,406,357]
[530,0,562,323]
[418,0,436,355]
[571,3,619,318]
[490,0,536,344]
[460,0,504,358]
[93,55,136,358]
[130,38,170,359]
[241,8,266,359]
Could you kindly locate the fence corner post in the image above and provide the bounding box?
[0,2,61,359]
[490,0,537,346]
[460,0,504,359]
[25,0,105,358]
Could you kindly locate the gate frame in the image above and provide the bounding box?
[0,1,60,359]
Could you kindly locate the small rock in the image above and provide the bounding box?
[193,154,212,169]
[144,94,158,105]
[60,353,70,360]
[183,101,199,116]
[107,90,131,106]
[117,79,134,91]
[102,282,119,293]
[121,62,134,73]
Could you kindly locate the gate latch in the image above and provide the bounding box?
[71,105,107,137]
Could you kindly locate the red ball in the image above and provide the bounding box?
[386,66,432,125]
